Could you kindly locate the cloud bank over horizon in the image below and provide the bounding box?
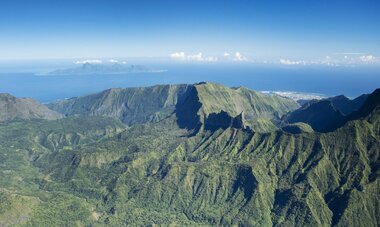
[167,51,379,67]
[63,52,380,68]
[169,51,249,62]
[279,54,379,66]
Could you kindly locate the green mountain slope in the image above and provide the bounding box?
[0,87,378,226]
[49,82,299,132]
[0,93,62,122]
[48,84,193,125]
[184,82,300,131]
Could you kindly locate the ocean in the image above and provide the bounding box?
[0,63,379,102]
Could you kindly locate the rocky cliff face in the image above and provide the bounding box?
[204,111,246,131]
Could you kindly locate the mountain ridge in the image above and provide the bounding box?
[0,85,379,226]
[48,82,300,132]
[0,93,62,122]
[282,92,370,132]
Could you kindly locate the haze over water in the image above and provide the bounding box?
[1,62,379,102]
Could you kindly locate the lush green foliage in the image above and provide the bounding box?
[0,86,379,226]
[49,82,299,132]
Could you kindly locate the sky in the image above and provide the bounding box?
[0,0,379,64]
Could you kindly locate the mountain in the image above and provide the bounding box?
[282,100,345,132]
[176,82,300,132]
[48,82,300,132]
[46,62,166,75]
[0,86,379,226]
[48,84,194,125]
[282,93,369,132]
[346,88,380,125]
[0,93,62,122]
[326,94,369,115]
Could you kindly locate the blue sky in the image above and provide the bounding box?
[0,0,379,63]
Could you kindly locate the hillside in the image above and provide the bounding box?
[327,94,368,115]
[48,84,193,125]
[0,86,378,226]
[282,92,372,132]
[282,100,345,132]
[0,93,62,122]
[49,82,299,132]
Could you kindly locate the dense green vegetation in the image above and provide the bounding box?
[48,82,299,132]
[0,84,379,226]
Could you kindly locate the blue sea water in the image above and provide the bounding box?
[0,63,379,102]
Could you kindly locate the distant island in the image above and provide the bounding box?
[44,62,167,75]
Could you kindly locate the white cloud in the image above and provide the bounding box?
[278,54,379,67]
[169,51,252,62]
[359,55,377,63]
[108,59,118,63]
[170,52,186,60]
[279,59,306,65]
[74,59,102,64]
[188,53,218,62]
[319,56,337,66]
[170,52,218,62]
[233,52,248,61]
[319,54,378,66]
[187,53,204,61]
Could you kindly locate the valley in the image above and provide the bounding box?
[0,83,379,226]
